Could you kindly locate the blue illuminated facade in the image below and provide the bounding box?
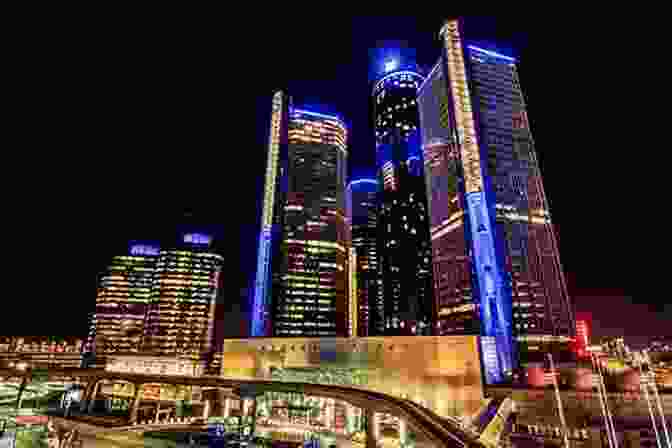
[252,93,349,337]
[418,19,573,383]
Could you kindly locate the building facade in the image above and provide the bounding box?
[141,233,223,359]
[417,19,574,383]
[345,178,379,337]
[89,244,160,355]
[372,65,434,336]
[88,235,223,367]
[253,93,349,338]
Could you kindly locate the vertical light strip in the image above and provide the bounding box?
[441,20,513,383]
[349,247,358,338]
[252,91,284,337]
[442,21,483,195]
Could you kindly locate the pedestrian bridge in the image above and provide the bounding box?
[0,367,491,448]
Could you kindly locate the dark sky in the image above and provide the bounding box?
[6,15,665,343]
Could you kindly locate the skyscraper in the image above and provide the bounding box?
[89,234,223,365]
[253,92,349,337]
[345,178,379,336]
[89,243,159,356]
[141,233,223,358]
[417,19,574,383]
[372,64,434,336]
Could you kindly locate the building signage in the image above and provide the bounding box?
[130,244,159,256]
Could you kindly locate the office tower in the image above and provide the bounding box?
[253,92,349,337]
[371,63,434,336]
[141,233,223,358]
[417,18,574,383]
[89,244,160,356]
[345,178,379,336]
[88,235,223,365]
[373,67,424,146]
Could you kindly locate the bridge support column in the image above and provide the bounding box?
[399,418,407,446]
[129,383,143,424]
[366,409,379,448]
[224,397,231,418]
[79,378,99,413]
[86,380,100,413]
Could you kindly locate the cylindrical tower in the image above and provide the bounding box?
[346,178,379,337]
[373,69,424,146]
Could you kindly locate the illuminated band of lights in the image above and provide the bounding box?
[292,109,346,126]
[373,70,424,95]
[252,91,285,337]
[467,45,516,62]
[348,178,378,188]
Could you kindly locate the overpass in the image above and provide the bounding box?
[0,367,487,448]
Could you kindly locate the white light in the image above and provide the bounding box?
[385,60,398,72]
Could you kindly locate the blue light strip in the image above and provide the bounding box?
[348,178,378,188]
[373,70,424,95]
[467,46,516,62]
[251,229,272,337]
[293,109,345,125]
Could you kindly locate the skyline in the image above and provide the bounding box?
[6,16,659,346]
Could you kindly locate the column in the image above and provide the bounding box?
[366,409,378,448]
[224,397,231,418]
[128,383,143,424]
[202,398,211,420]
[79,379,98,413]
[399,418,407,446]
[86,381,101,413]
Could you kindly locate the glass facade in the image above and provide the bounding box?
[254,97,350,338]
[346,179,379,337]
[417,19,574,382]
[89,237,222,363]
[373,70,424,146]
[141,244,223,357]
[90,246,159,354]
[372,67,434,336]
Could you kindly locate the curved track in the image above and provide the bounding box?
[0,368,484,448]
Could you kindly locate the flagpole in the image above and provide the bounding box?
[547,353,569,448]
[596,354,619,447]
[592,353,616,448]
[638,352,664,448]
[644,350,671,448]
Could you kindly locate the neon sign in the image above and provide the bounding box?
[130,245,159,256]
[184,233,211,245]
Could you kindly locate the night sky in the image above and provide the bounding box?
[7,15,666,347]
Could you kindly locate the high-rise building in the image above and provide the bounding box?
[253,92,349,338]
[373,68,424,146]
[345,178,379,337]
[88,235,223,366]
[89,244,160,356]
[141,233,223,358]
[371,61,434,336]
[417,18,574,383]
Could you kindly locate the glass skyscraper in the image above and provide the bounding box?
[372,65,434,336]
[89,244,159,355]
[141,233,223,358]
[417,19,574,383]
[345,178,379,337]
[89,235,223,363]
[253,92,349,337]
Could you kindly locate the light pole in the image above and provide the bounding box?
[644,350,671,448]
[547,353,569,448]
